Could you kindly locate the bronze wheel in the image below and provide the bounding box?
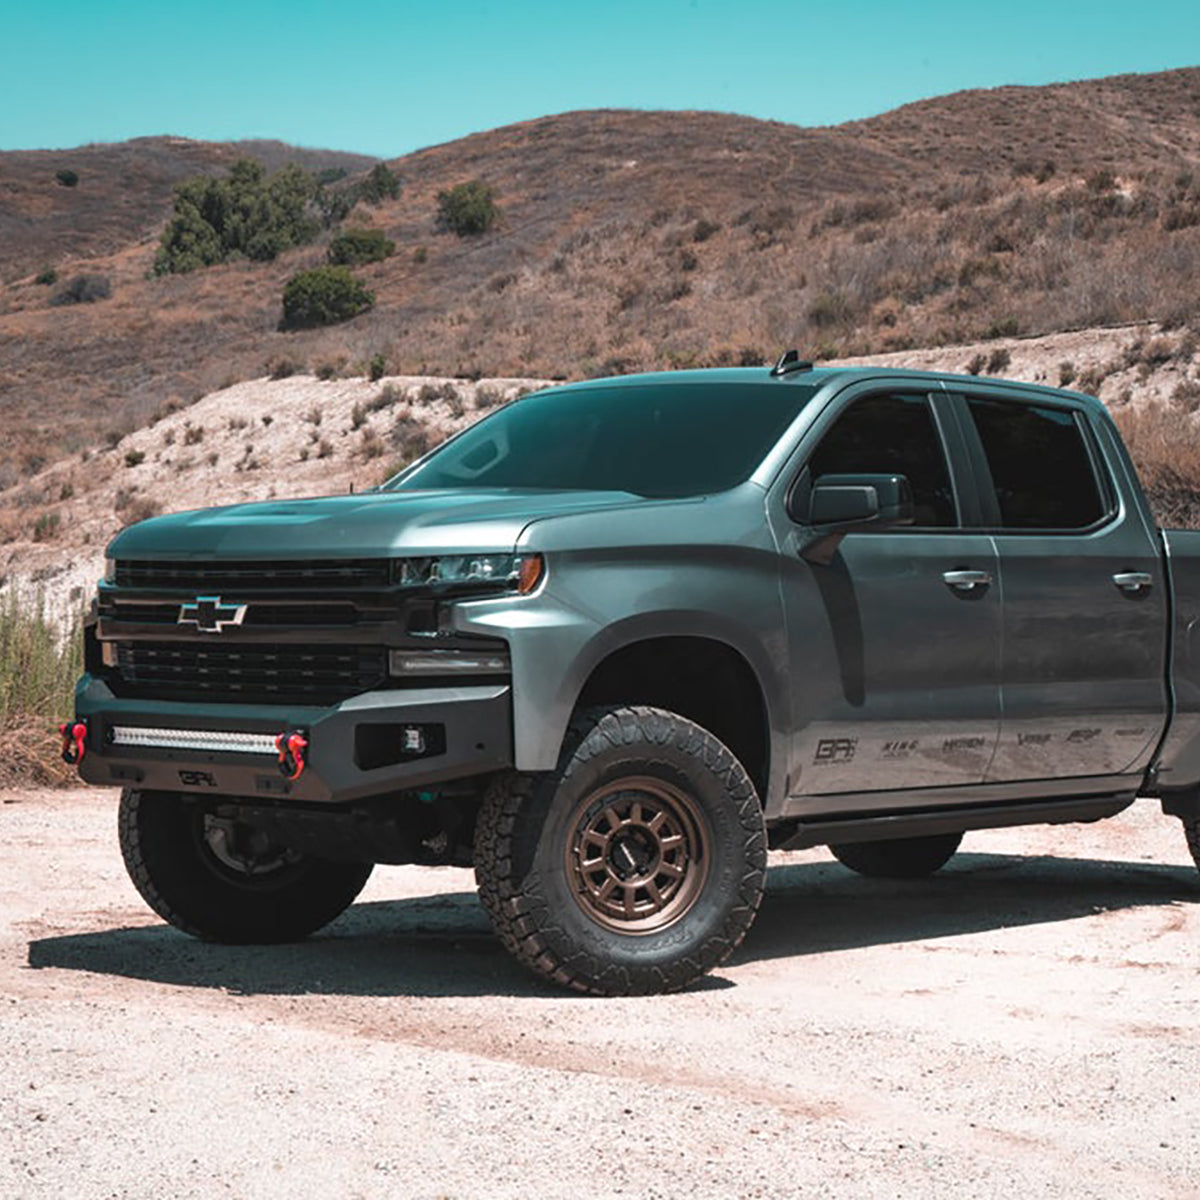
[474,705,767,996]
[566,777,711,934]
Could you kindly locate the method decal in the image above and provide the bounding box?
[942,736,987,753]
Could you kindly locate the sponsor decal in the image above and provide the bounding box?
[1018,732,1052,746]
[178,769,217,787]
[1115,728,1147,738]
[814,737,857,765]
[882,739,919,758]
[942,736,987,752]
[1066,728,1101,744]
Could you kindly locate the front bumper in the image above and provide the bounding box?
[73,673,513,803]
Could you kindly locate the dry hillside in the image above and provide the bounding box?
[2,66,1200,489]
[3,317,1199,623]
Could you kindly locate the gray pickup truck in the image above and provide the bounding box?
[68,355,1200,995]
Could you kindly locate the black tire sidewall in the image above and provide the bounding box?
[121,789,372,943]
[514,713,765,988]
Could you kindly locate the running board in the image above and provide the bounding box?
[776,793,1136,851]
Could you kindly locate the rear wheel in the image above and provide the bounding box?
[474,706,767,995]
[829,832,962,879]
[118,788,373,943]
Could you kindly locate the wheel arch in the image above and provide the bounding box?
[567,630,778,803]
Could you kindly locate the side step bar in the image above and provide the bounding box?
[776,793,1136,851]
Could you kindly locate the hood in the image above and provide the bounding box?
[107,488,644,560]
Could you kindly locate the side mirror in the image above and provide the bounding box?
[807,473,915,530]
[795,473,915,565]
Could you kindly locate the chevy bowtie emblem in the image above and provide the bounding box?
[178,596,248,633]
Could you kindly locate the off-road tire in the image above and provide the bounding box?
[829,831,963,879]
[118,788,373,943]
[473,706,767,996]
[1182,816,1200,876]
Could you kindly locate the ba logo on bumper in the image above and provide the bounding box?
[178,596,247,633]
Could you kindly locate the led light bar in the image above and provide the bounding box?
[110,726,279,755]
[389,649,511,676]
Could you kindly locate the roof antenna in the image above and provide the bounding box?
[770,349,814,377]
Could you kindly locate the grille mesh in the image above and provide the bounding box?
[114,559,390,590]
[113,642,388,705]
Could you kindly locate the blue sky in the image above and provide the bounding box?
[2,0,1198,156]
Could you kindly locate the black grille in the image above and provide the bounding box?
[112,642,388,705]
[99,601,359,627]
[113,559,391,591]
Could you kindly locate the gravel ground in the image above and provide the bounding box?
[2,787,1198,1199]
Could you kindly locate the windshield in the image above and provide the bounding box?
[384,381,819,498]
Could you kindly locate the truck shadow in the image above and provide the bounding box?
[26,851,1197,998]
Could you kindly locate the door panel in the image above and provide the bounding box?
[986,528,1166,779]
[770,388,1001,802]
[957,394,1168,781]
[780,530,1001,796]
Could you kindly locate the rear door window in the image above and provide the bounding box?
[965,398,1109,529]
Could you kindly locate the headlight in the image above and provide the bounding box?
[391,553,544,595]
[103,557,116,583]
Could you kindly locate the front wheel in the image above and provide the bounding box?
[829,832,963,879]
[473,706,767,996]
[1182,815,1200,876]
[118,789,373,943]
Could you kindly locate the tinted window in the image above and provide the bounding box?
[966,398,1107,529]
[387,382,819,499]
[808,394,957,526]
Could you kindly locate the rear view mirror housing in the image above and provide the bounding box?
[793,473,915,564]
[806,474,915,530]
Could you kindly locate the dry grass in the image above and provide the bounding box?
[1111,403,1200,527]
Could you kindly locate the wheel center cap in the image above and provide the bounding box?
[609,828,658,879]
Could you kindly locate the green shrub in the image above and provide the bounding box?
[154,159,322,275]
[54,169,78,187]
[807,290,853,329]
[360,162,400,204]
[986,347,1011,374]
[51,274,110,306]
[983,317,1020,339]
[367,353,386,381]
[124,449,146,468]
[436,180,499,236]
[1059,361,1077,386]
[32,512,61,542]
[328,228,395,266]
[280,267,374,329]
[34,267,57,286]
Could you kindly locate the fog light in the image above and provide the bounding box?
[388,649,510,676]
[402,726,425,754]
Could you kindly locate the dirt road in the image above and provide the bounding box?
[2,787,1197,1199]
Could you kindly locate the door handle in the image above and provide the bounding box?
[1112,571,1153,595]
[942,569,992,593]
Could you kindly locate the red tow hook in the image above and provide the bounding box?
[275,730,308,781]
[59,721,88,766]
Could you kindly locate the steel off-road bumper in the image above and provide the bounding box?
[72,674,513,803]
